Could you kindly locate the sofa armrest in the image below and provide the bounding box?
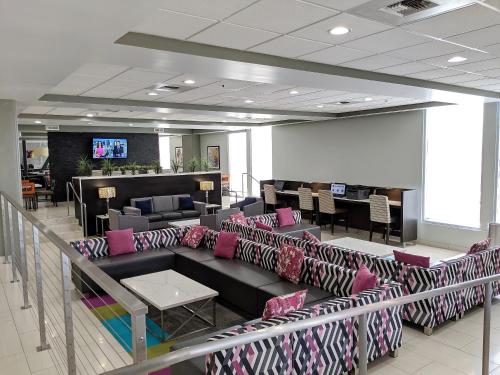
[118,215,149,232]
[123,206,141,216]
[243,201,264,217]
[193,201,208,216]
[200,215,217,230]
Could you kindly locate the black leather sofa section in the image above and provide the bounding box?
[273,223,321,240]
[72,249,176,294]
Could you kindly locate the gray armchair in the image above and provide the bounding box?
[200,208,240,231]
[230,197,264,217]
[108,209,149,233]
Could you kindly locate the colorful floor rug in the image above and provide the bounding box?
[82,294,175,374]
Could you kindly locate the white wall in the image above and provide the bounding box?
[199,132,229,173]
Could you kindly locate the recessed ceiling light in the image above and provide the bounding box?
[448,56,467,63]
[329,26,350,35]
[183,79,196,85]
[364,97,373,102]
[129,123,134,126]
[147,92,159,96]
[86,113,94,117]
[244,99,254,104]
[316,105,324,108]
[161,117,167,120]
[289,90,299,95]
[34,120,42,124]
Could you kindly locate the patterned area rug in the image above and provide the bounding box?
[82,294,174,374]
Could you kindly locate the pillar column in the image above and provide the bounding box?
[0,100,22,256]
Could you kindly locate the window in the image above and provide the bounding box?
[423,101,483,228]
[251,126,272,195]
[228,132,247,194]
[158,135,170,170]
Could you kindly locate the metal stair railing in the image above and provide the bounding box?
[66,181,87,237]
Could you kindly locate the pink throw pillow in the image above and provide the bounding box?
[106,228,136,256]
[276,244,304,284]
[276,207,295,227]
[181,226,208,249]
[228,212,247,225]
[214,231,239,259]
[351,264,377,295]
[394,250,430,268]
[262,290,307,320]
[303,230,320,243]
[256,221,273,232]
[468,238,491,254]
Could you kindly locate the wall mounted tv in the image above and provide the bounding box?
[92,138,128,159]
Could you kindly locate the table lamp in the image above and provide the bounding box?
[98,187,116,212]
[199,181,214,204]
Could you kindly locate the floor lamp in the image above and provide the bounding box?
[200,181,214,204]
[98,187,116,213]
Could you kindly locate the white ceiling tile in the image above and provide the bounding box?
[483,43,500,56]
[302,0,371,11]
[376,62,434,75]
[249,36,330,58]
[478,83,500,91]
[419,50,493,69]
[291,12,391,44]
[226,0,338,34]
[342,28,430,54]
[23,106,54,114]
[189,22,278,49]
[387,40,463,60]
[157,0,256,20]
[72,63,129,78]
[434,73,485,84]
[461,78,500,88]
[454,58,500,73]
[410,68,465,80]
[133,10,217,40]
[111,68,179,86]
[47,107,88,115]
[446,25,500,49]
[339,54,408,70]
[49,83,93,95]
[162,74,218,87]
[478,68,500,78]
[300,45,373,64]
[402,4,500,38]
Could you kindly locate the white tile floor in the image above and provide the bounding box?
[1,201,499,374]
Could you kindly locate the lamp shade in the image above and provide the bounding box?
[98,187,116,199]
[200,181,214,191]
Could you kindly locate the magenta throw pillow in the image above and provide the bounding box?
[181,226,208,249]
[262,290,307,320]
[468,238,491,254]
[256,221,273,232]
[303,230,320,243]
[394,250,430,268]
[228,212,247,225]
[351,264,377,295]
[276,244,304,284]
[214,231,239,259]
[106,228,136,256]
[276,207,295,227]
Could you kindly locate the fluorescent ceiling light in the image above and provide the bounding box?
[129,123,134,126]
[34,120,42,124]
[161,117,167,120]
[147,92,159,96]
[86,113,94,117]
[316,105,324,108]
[289,90,299,95]
[364,97,373,102]
[448,56,467,63]
[183,79,196,85]
[329,26,350,35]
[244,99,254,104]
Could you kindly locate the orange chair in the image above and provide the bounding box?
[22,181,37,210]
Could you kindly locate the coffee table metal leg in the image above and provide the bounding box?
[161,310,165,341]
[169,298,214,339]
[213,299,216,326]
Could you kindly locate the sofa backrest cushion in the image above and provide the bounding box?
[262,290,307,320]
[468,238,491,254]
[276,244,304,284]
[171,194,190,211]
[106,228,136,256]
[214,231,239,259]
[256,221,273,232]
[276,207,295,227]
[131,197,153,209]
[134,199,153,215]
[394,250,430,268]
[352,265,378,294]
[152,195,173,213]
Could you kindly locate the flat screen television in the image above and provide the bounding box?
[92,138,127,159]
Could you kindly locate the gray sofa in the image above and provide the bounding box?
[230,196,264,217]
[124,194,207,230]
[200,207,240,231]
[108,209,149,232]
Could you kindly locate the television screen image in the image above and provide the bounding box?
[92,138,127,159]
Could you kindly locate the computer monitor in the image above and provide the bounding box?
[331,183,346,197]
[274,180,285,191]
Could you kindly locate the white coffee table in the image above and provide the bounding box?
[323,237,394,257]
[169,218,200,228]
[121,270,218,340]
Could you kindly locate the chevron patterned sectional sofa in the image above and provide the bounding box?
[71,227,403,374]
[221,217,500,334]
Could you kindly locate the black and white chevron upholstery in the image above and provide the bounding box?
[71,237,109,259]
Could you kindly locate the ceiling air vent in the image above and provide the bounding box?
[381,0,439,17]
[45,125,60,131]
[154,128,165,133]
[156,85,180,92]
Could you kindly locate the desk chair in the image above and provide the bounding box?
[37,179,57,206]
[22,182,37,211]
[318,190,348,234]
[369,194,397,244]
[298,187,315,224]
[263,184,283,213]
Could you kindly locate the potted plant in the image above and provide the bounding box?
[151,160,162,174]
[101,159,115,176]
[199,158,209,172]
[170,159,180,173]
[119,166,127,175]
[129,162,139,175]
[187,158,199,173]
[76,155,93,176]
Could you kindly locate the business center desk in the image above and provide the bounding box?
[260,180,417,244]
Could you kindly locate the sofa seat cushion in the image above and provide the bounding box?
[204,258,281,287]
[257,281,332,313]
[179,210,200,218]
[273,223,321,240]
[143,213,163,223]
[159,211,183,220]
[92,248,176,280]
[172,247,217,263]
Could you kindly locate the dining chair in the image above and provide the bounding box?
[369,194,397,244]
[298,187,315,224]
[263,184,282,213]
[317,189,348,234]
[22,181,37,210]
